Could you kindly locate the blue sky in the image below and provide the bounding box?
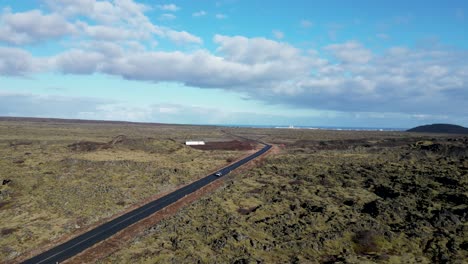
[1,0,467,128]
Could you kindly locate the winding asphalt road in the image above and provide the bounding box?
[22,141,271,264]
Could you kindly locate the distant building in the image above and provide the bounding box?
[185,141,205,145]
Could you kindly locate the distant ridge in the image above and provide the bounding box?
[407,124,468,134]
[0,116,165,126]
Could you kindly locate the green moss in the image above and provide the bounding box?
[102,130,466,263]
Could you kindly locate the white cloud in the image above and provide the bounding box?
[42,0,201,45]
[157,4,180,12]
[272,30,284,39]
[75,35,322,91]
[159,13,176,20]
[77,41,124,57]
[215,13,227,19]
[1,13,467,121]
[81,24,143,41]
[53,49,106,74]
[192,10,207,17]
[165,30,202,44]
[45,0,95,17]
[325,41,373,64]
[46,0,150,25]
[213,35,314,66]
[0,47,45,75]
[0,9,76,44]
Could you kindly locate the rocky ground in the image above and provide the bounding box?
[101,130,467,263]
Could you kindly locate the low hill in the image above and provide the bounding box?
[407,124,468,134]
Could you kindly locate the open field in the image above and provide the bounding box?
[0,119,253,261]
[101,128,468,263]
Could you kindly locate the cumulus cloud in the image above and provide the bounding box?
[53,49,106,74]
[80,24,149,41]
[192,10,207,17]
[264,45,468,116]
[159,13,176,20]
[325,41,373,64]
[46,0,149,24]
[1,0,467,122]
[165,30,202,44]
[156,4,180,12]
[44,0,199,44]
[0,9,76,44]
[213,35,313,66]
[0,47,45,75]
[57,35,319,92]
[6,33,467,117]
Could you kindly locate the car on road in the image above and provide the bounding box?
[215,172,222,177]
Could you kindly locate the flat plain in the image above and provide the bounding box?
[1,119,467,263]
[0,119,251,262]
[101,127,468,263]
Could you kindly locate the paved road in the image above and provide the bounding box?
[22,142,271,264]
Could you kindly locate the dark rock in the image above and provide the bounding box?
[2,179,11,185]
[68,141,109,152]
[9,141,32,147]
[237,205,261,215]
[420,143,443,152]
[451,207,467,219]
[321,255,346,264]
[300,201,324,213]
[434,177,459,186]
[373,185,400,199]
[211,237,227,251]
[289,256,300,264]
[352,230,382,254]
[436,193,468,206]
[289,204,297,211]
[424,238,452,264]
[232,258,249,264]
[363,178,374,188]
[1,228,17,235]
[430,210,461,229]
[460,241,468,250]
[361,201,379,218]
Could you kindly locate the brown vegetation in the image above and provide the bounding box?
[0,119,249,262]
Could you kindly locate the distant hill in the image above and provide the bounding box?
[407,124,468,134]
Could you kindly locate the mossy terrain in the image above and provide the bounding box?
[102,128,467,263]
[0,120,249,261]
